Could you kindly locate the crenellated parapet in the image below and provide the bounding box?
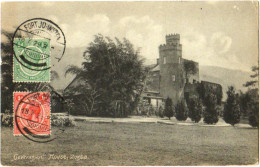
[166,33,180,39]
[159,43,182,51]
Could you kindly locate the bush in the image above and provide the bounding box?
[223,86,240,126]
[203,94,219,124]
[188,97,202,123]
[164,97,174,119]
[249,111,259,128]
[51,115,76,127]
[175,100,188,121]
[158,105,164,118]
[248,94,259,128]
[1,113,13,127]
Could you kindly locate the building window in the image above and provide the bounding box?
[172,75,175,82]
[163,57,166,64]
[179,57,181,64]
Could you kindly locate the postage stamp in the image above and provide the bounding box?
[13,92,51,136]
[13,38,50,82]
[12,18,66,82]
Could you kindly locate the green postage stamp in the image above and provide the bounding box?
[13,38,50,82]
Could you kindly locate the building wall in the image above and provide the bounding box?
[144,33,222,106]
[145,70,160,92]
[201,80,223,104]
[159,34,185,104]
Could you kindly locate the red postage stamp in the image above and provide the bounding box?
[13,92,51,135]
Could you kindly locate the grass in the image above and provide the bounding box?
[1,122,258,166]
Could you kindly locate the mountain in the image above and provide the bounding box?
[52,47,253,101]
[199,65,251,100]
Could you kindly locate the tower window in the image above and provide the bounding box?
[163,57,166,64]
[179,57,181,64]
[172,75,176,82]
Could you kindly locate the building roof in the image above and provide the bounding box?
[146,64,157,69]
[151,64,160,72]
[142,96,164,99]
[144,90,160,94]
[63,75,90,95]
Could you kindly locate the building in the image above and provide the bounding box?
[145,33,221,106]
[64,33,222,111]
[141,91,164,108]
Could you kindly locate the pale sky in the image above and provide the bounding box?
[2,1,259,89]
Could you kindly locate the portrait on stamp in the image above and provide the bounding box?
[13,92,51,136]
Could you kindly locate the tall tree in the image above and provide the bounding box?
[248,94,259,128]
[188,97,202,123]
[244,65,259,88]
[238,91,251,117]
[183,60,198,83]
[223,86,240,126]
[175,100,188,121]
[65,34,146,117]
[241,65,259,128]
[164,97,174,120]
[203,93,219,124]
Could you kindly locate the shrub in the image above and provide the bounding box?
[203,94,219,124]
[175,100,188,121]
[248,93,259,128]
[188,97,202,123]
[1,113,13,127]
[223,86,240,126]
[164,97,174,119]
[249,110,259,128]
[158,105,164,118]
[51,115,76,127]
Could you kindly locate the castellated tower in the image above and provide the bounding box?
[159,33,185,104]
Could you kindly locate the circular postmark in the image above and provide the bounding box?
[12,18,66,71]
[14,92,54,143]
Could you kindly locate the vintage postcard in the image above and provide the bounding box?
[1,1,259,166]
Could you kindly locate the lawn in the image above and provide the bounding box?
[1,122,258,166]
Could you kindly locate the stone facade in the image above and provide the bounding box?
[146,33,221,105]
[146,34,200,105]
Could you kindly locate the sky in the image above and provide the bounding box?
[2,1,259,89]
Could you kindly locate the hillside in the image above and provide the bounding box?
[199,65,251,99]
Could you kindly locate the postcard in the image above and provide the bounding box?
[1,1,259,166]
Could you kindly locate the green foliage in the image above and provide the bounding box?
[197,83,222,105]
[238,91,251,116]
[188,97,202,123]
[65,34,146,117]
[175,100,188,121]
[249,106,259,128]
[183,60,198,82]
[65,83,100,116]
[247,89,259,128]
[158,105,164,118]
[51,115,76,127]
[244,65,259,88]
[1,113,13,127]
[241,65,259,127]
[223,86,240,126]
[203,93,219,124]
[164,97,174,119]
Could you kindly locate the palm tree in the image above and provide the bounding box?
[64,65,100,116]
